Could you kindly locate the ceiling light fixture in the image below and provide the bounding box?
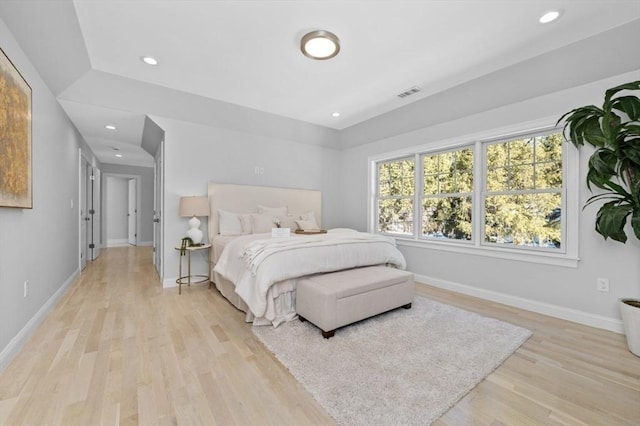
[301,30,340,60]
[105,125,117,130]
[115,154,123,158]
[331,112,341,117]
[539,10,561,24]
[141,56,158,65]
[112,146,120,151]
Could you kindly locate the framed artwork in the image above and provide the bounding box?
[0,46,32,209]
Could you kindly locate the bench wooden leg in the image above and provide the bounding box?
[402,303,412,309]
[321,330,335,339]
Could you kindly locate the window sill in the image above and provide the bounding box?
[393,237,579,268]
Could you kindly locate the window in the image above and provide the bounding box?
[422,147,474,241]
[484,133,563,249]
[370,126,578,265]
[376,157,414,235]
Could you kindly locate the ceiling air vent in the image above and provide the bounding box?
[397,86,421,99]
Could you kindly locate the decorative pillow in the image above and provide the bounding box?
[239,214,253,234]
[296,219,320,231]
[251,214,277,233]
[276,214,299,230]
[218,209,243,235]
[257,205,288,216]
[298,211,317,223]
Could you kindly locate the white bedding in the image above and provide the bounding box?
[213,229,406,323]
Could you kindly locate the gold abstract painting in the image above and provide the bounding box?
[0,46,32,208]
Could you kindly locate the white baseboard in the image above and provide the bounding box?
[107,239,129,247]
[0,269,80,373]
[415,273,624,334]
[163,277,178,288]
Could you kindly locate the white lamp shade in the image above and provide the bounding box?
[179,196,209,217]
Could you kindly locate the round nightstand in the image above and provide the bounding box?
[174,243,211,295]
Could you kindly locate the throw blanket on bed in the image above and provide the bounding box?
[213,229,407,318]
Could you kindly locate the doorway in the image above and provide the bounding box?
[103,174,142,247]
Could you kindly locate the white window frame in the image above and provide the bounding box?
[420,145,475,243]
[368,120,580,268]
[480,129,566,253]
[375,156,416,236]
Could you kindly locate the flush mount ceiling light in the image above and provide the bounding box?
[105,124,116,130]
[115,154,123,158]
[141,56,158,65]
[331,112,341,117]
[301,30,340,60]
[539,10,562,24]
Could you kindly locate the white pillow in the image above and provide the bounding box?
[276,214,299,230]
[218,209,243,235]
[257,205,288,216]
[239,214,253,234]
[298,211,317,223]
[296,219,320,231]
[251,214,277,233]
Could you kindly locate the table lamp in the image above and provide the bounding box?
[179,196,209,244]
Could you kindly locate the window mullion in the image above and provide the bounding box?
[414,153,421,239]
[474,140,483,248]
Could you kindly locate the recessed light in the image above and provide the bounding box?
[331,112,341,117]
[105,125,116,130]
[112,146,120,151]
[115,154,123,158]
[141,56,158,65]
[539,10,561,24]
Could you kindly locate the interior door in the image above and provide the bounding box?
[153,142,163,277]
[80,157,89,270]
[91,167,101,260]
[128,178,137,245]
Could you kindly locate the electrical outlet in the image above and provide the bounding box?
[597,278,610,292]
[24,280,29,297]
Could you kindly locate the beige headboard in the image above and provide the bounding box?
[207,183,322,239]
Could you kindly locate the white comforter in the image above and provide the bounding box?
[213,229,406,319]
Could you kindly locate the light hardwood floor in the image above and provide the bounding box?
[0,246,638,425]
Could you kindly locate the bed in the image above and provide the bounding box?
[207,183,407,327]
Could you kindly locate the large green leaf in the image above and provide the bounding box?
[589,149,617,176]
[595,202,633,242]
[604,81,640,107]
[582,116,609,147]
[632,208,640,240]
[612,96,640,121]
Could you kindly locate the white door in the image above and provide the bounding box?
[80,157,89,270]
[91,167,102,260]
[128,178,137,245]
[153,142,164,277]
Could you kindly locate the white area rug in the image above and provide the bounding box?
[253,296,532,425]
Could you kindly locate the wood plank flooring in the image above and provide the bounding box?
[0,246,638,425]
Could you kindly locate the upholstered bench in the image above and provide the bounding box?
[296,266,414,338]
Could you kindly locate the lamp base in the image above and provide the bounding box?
[186,216,203,244]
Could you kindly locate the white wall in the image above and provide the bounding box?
[105,176,129,244]
[339,71,640,330]
[152,116,342,285]
[0,16,98,370]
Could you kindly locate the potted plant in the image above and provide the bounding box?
[558,80,640,356]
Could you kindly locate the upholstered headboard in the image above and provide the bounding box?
[207,183,322,239]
